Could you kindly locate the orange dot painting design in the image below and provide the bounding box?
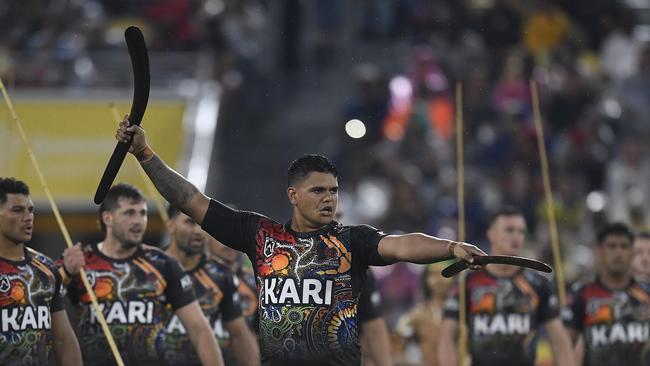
[260,248,293,277]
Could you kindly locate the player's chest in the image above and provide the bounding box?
[255,233,353,279]
[191,269,225,311]
[82,259,167,301]
[469,276,540,314]
[584,290,650,326]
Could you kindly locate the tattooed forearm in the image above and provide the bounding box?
[140,154,199,209]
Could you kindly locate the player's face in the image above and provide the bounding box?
[207,236,239,263]
[487,214,526,256]
[633,238,650,279]
[0,194,34,245]
[106,198,147,249]
[598,234,633,277]
[170,212,205,256]
[288,172,339,230]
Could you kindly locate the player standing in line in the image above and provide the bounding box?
[163,206,260,365]
[0,177,82,366]
[632,231,650,292]
[116,118,486,366]
[437,207,574,366]
[60,183,223,365]
[564,223,650,366]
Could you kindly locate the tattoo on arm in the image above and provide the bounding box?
[141,154,199,208]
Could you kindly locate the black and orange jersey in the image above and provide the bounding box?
[564,277,650,366]
[160,253,241,366]
[201,199,389,366]
[0,247,63,366]
[62,243,195,366]
[358,269,382,326]
[443,269,559,366]
[236,258,258,331]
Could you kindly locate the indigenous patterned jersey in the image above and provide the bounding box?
[160,253,241,366]
[0,247,63,366]
[236,257,258,331]
[201,199,389,366]
[63,243,195,366]
[358,270,382,325]
[564,278,650,366]
[443,269,559,366]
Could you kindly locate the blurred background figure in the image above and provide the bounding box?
[632,231,650,292]
[392,263,452,366]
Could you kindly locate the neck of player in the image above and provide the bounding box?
[600,270,632,290]
[167,242,201,271]
[101,234,138,259]
[0,236,25,261]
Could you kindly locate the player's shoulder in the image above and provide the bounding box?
[204,255,235,276]
[521,268,553,287]
[140,244,176,264]
[568,277,599,295]
[26,247,57,269]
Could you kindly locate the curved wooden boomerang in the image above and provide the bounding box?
[442,255,553,278]
[94,26,150,204]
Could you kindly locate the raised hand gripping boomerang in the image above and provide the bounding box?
[442,255,553,278]
[94,26,150,204]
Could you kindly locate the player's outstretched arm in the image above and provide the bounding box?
[116,117,210,223]
[378,233,485,264]
[176,301,225,366]
[225,317,261,366]
[51,310,82,366]
[437,318,459,366]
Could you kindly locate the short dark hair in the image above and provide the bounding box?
[167,205,181,220]
[487,206,524,228]
[0,177,30,204]
[596,222,635,245]
[287,154,338,186]
[637,231,650,241]
[98,183,145,232]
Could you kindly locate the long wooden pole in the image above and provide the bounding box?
[529,79,566,306]
[455,82,469,366]
[0,80,125,366]
[109,104,169,223]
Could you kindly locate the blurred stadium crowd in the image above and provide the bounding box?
[2,0,650,365]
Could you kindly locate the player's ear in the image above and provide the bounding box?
[287,187,298,205]
[102,211,113,228]
[165,217,175,234]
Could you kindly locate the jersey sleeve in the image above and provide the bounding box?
[164,257,197,310]
[201,199,262,257]
[357,270,382,324]
[350,225,390,270]
[50,264,64,312]
[563,284,585,332]
[220,271,243,323]
[537,275,561,323]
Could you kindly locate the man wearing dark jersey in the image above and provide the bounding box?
[633,231,650,293]
[207,236,259,335]
[60,183,223,366]
[358,269,393,366]
[0,177,81,366]
[163,206,260,365]
[115,118,486,366]
[564,223,650,366]
[438,207,574,366]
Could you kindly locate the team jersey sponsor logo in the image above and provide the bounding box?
[263,278,333,305]
[589,322,650,346]
[89,300,155,324]
[473,313,532,335]
[0,305,51,331]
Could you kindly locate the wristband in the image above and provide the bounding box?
[61,263,74,278]
[447,241,458,257]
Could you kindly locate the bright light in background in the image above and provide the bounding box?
[586,191,606,212]
[187,82,220,192]
[345,119,366,139]
[389,75,413,111]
